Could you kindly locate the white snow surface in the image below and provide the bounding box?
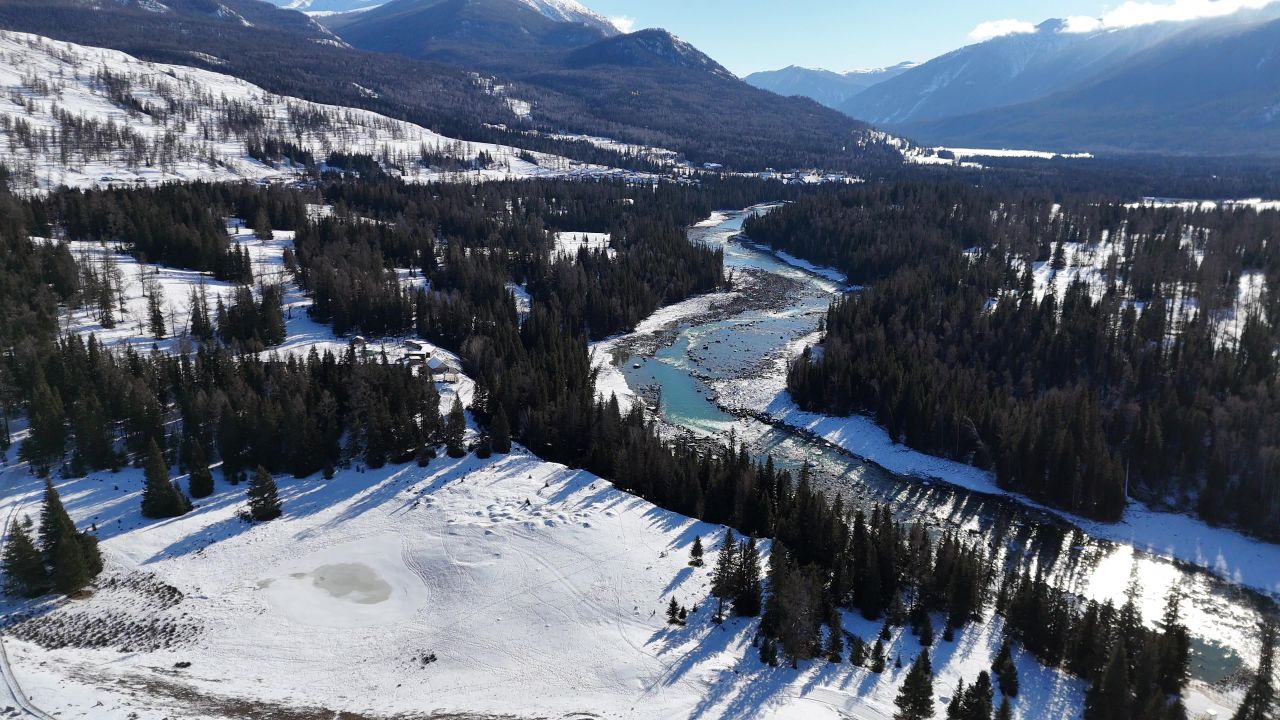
[0,30,628,192]
[553,230,613,258]
[0,441,1092,719]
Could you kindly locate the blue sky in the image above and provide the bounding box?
[582,0,1276,75]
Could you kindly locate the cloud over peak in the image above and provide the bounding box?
[968,0,1278,42]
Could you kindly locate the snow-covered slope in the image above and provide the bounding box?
[0,30,632,191]
[515,0,618,32]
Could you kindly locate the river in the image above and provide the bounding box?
[592,206,1276,706]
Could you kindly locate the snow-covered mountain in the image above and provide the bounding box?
[513,0,617,33]
[744,62,914,109]
[319,0,618,73]
[837,5,1280,155]
[0,29,631,191]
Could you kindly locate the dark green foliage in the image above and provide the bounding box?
[247,466,282,522]
[688,535,703,567]
[666,596,681,625]
[710,529,737,622]
[895,649,935,720]
[20,371,65,474]
[141,440,191,519]
[993,640,1019,698]
[37,480,101,595]
[2,519,47,597]
[1085,645,1132,720]
[489,406,511,454]
[187,442,215,499]
[445,397,467,458]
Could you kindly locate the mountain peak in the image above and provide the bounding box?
[512,0,617,34]
[566,28,733,77]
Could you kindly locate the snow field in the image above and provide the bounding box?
[0,441,1096,719]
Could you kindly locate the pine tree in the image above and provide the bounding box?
[995,698,1012,720]
[689,535,704,567]
[1233,622,1277,720]
[947,682,965,720]
[825,620,845,663]
[187,442,214,499]
[734,537,763,616]
[710,529,737,622]
[962,671,994,720]
[50,523,90,595]
[254,208,273,241]
[147,284,166,339]
[993,640,1019,698]
[1085,644,1132,720]
[759,636,779,666]
[39,479,74,562]
[850,636,867,666]
[21,373,66,473]
[445,397,467,458]
[666,596,682,625]
[141,440,191,519]
[247,466,283,521]
[2,519,47,597]
[895,648,936,720]
[870,638,887,673]
[490,406,511,454]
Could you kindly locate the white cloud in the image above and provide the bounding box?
[1094,0,1277,28]
[1061,15,1104,32]
[609,15,636,33]
[967,18,1038,42]
[971,0,1279,42]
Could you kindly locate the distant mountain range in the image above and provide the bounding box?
[743,63,915,109]
[753,6,1280,156]
[0,0,898,172]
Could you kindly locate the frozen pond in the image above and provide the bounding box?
[301,563,392,605]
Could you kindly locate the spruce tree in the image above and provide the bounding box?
[850,636,866,666]
[870,638,887,673]
[994,698,1012,720]
[689,535,704,567]
[254,208,273,241]
[1085,645,1132,720]
[2,519,47,597]
[445,397,467,458]
[710,529,737,622]
[1233,622,1277,720]
[962,671,994,720]
[993,640,1019,698]
[895,649,936,720]
[666,596,681,625]
[21,374,66,473]
[825,620,845,663]
[490,406,511,454]
[50,524,90,595]
[734,537,763,616]
[187,442,214,499]
[247,466,283,521]
[141,440,191,519]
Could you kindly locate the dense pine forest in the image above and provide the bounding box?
[744,185,1280,539]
